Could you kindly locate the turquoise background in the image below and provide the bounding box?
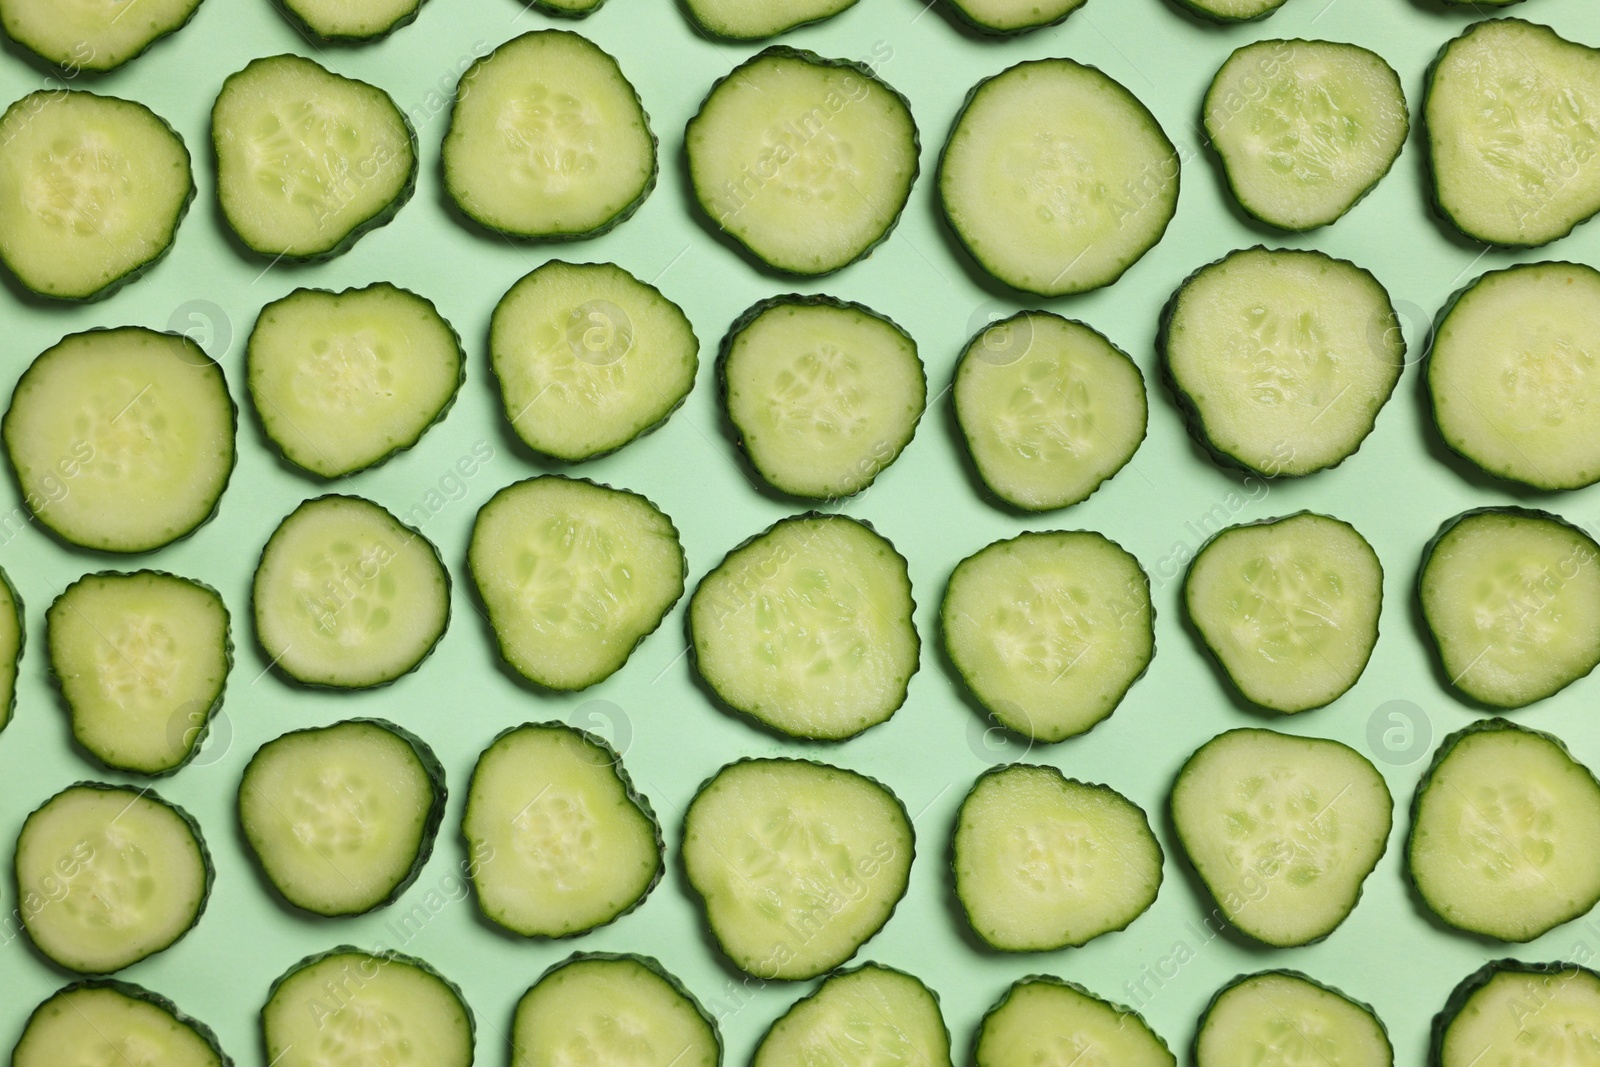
[3,0,1600,1062]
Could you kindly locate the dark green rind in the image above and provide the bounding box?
[468,476,685,692]
[516,952,721,1061]
[680,0,860,40]
[753,962,950,1063]
[718,294,925,501]
[463,721,663,938]
[687,512,920,741]
[1407,717,1600,941]
[275,0,425,42]
[46,571,232,777]
[211,55,419,262]
[444,31,657,242]
[1195,970,1392,1067]
[682,756,916,980]
[1418,506,1600,709]
[526,0,608,19]
[937,0,1086,36]
[15,781,214,974]
[686,47,919,276]
[0,0,205,72]
[0,93,193,302]
[1157,246,1403,478]
[251,494,452,691]
[238,718,447,918]
[952,763,1164,952]
[1182,511,1383,714]
[1169,0,1287,22]
[975,975,1176,1067]
[1430,959,1600,1066]
[15,979,233,1065]
[246,283,466,479]
[0,565,22,735]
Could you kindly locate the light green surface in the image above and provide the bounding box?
[2,0,1600,1063]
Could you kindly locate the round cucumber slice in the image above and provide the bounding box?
[1172,0,1287,20]
[1196,971,1392,1067]
[754,964,952,1067]
[0,0,204,70]
[1432,960,1600,1067]
[513,954,719,1067]
[280,0,422,39]
[942,0,1085,34]
[683,0,857,38]
[14,981,228,1067]
[977,977,1175,1067]
[0,566,22,734]
[252,495,450,689]
[3,327,236,554]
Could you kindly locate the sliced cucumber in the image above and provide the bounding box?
[689,514,918,740]
[977,976,1174,1067]
[954,764,1162,952]
[16,782,210,974]
[1409,719,1600,942]
[942,530,1151,744]
[0,567,21,733]
[468,476,684,691]
[953,312,1147,512]
[239,719,445,917]
[529,0,606,16]
[3,327,235,553]
[940,59,1177,297]
[942,0,1085,35]
[1161,247,1403,477]
[445,30,655,240]
[687,47,918,275]
[1173,0,1287,21]
[252,495,450,689]
[513,954,719,1067]
[463,722,661,938]
[490,261,698,462]
[212,54,416,259]
[280,0,422,40]
[754,964,951,1067]
[721,295,924,499]
[1426,19,1600,247]
[47,570,230,776]
[683,758,913,980]
[247,283,464,478]
[0,91,191,300]
[0,0,204,70]
[1428,262,1600,491]
[1419,508,1600,709]
[1205,40,1408,231]
[262,947,473,1067]
[1184,513,1383,714]
[1433,960,1600,1067]
[14,981,227,1067]
[683,0,857,39]
[1171,728,1392,947]
[1196,971,1392,1067]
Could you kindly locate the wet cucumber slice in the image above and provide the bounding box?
[0,567,21,733]
[252,495,450,689]
[1196,971,1392,1067]
[978,977,1174,1067]
[0,0,204,70]
[513,954,719,1067]
[754,964,952,1067]
[683,0,857,39]
[14,981,227,1067]
[942,0,1085,34]
[1432,960,1600,1067]
[280,0,422,39]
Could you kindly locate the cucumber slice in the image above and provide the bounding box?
[212,54,416,260]
[47,570,230,776]
[252,495,450,689]
[1184,513,1383,714]
[977,977,1175,1067]
[1432,960,1600,1067]
[687,48,918,275]
[0,567,21,734]
[14,981,228,1067]
[721,295,924,499]
[247,283,464,478]
[513,954,719,1067]
[1426,19,1600,248]
[754,964,952,1067]
[445,30,655,240]
[1409,719,1600,942]
[689,514,918,740]
[1172,0,1286,21]
[1171,728,1392,947]
[942,530,1152,744]
[1205,40,1408,231]
[0,0,204,70]
[1196,971,1392,1067]
[682,0,857,39]
[682,757,913,980]
[490,261,698,462]
[953,764,1162,952]
[0,91,191,300]
[3,327,236,554]
[463,722,661,938]
[953,312,1147,512]
[1427,262,1600,491]
[239,719,445,917]
[262,947,473,1067]
[468,476,684,691]
[942,0,1085,35]
[529,0,606,16]
[1161,247,1403,477]
[1418,508,1600,709]
[15,782,210,974]
[280,0,422,40]
[940,59,1177,297]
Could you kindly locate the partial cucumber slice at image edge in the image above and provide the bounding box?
[1170,0,1287,22]
[527,0,608,18]
[681,0,858,39]
[1431,960,1600,1067]
[0,0,206,71]
[939,0,1086,36]
[976,975,1176,1067]
[1196,970,1392,1067]
[14,980,230,1067]
[0,565,22,733]
[277,0,424,41]
[754,962,952,1067]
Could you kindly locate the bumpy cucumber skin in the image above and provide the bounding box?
[1430,959,1600,1066]
[938,0,1085,36]
[755,962,950,1061]
[1195,969,1391,1067]
[239,718,447,918]
[518,952,721,1057]
[680,0,860,40]
[0,1,206,72]
[717,295,924,501]
[46,571,232,778]
[275,0,424,42]
[975,975,1175,1067]
[686,47,919,275]
[0,565,22,734]
[19,979,233,1065]
[462,721,662,938]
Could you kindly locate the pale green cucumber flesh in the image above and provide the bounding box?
[944,0,1086,34]
[513,955,718,1067]
[1176,0,1287,20]
[754,964,952,1067]
[978,978,1175,1067]
[1436,963,1600,1067]
[14,983,225,1067]
[1197,971,1391,1067]
[282,0,421,38]
[683,0,857,38]
[0,0,204,69]
[0,568,21,732]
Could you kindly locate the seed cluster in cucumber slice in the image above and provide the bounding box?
[513,954,720,1067]
[0,567,21,733]
[683,0,858,39]
[754,963,952,1067]
[14,981,228,1067]
[1433,960,1600,1067]
[1173,0,1287,21]
[0,0,204,70]
[942,0,1086,35]
[1196,971,1392,1067]
[280,0,422,40]
[977,977,1175,1067]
